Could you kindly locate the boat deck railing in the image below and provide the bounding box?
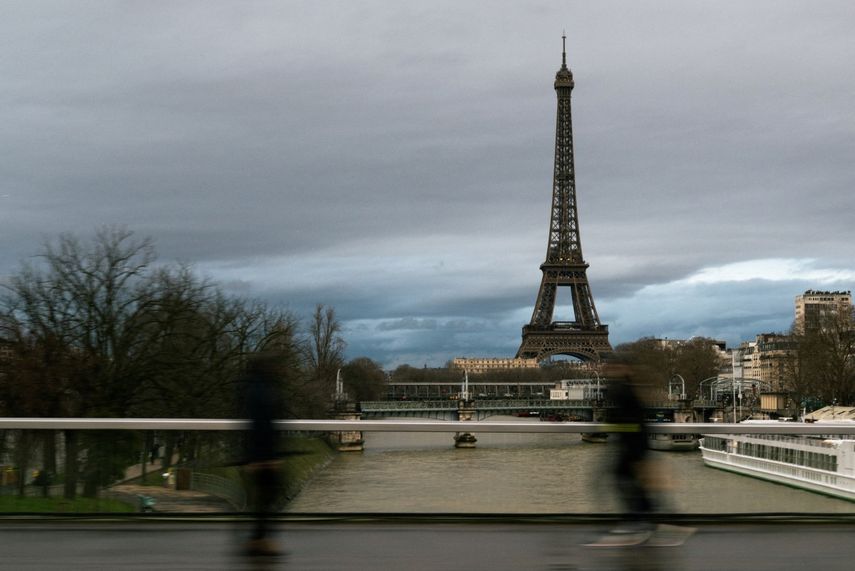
[729,432,847,448]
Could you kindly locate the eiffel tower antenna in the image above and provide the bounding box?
[562,31,567,67]
[516,38,612,363]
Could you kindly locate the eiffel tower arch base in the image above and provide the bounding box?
[516,328,612,363]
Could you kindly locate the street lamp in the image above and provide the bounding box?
[461,369,470,402]
[669,374,686,401]
[730,377,746,422]
[592,370,602,401]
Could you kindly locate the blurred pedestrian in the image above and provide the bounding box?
[241,354,285,557]
[586,361,695,547]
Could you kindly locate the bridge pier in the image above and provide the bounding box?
[454,401,477,448]
[582,404,609,443]
[674,400,695,423]
[329,404,364,452]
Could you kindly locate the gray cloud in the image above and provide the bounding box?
[2,1,854,367]
[376,318,438,332]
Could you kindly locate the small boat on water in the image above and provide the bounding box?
[453,432,477,448]
[648,432,699,451]
[699,421,855,501]
[581,432,609,443]
[646,418,699,451]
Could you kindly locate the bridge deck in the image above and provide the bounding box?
[3,519,853,570]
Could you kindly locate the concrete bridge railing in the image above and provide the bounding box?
[3,418,855,435]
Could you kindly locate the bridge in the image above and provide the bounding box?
[360,398,722,421]
[385,381,556,400]
[361,399,594,420]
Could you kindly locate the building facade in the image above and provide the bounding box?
[451,357,540,375]
[794,290,852,334]
[755,333,797,392]
[733,334,797,391]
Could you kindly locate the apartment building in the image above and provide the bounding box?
[794,290,852,334]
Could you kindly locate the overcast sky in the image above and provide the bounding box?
[2,1,854,367]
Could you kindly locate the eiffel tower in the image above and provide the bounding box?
[516,36,612,363]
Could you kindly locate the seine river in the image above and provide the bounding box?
[288,417,855,514]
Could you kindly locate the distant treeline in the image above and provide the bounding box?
[0,227,385,498]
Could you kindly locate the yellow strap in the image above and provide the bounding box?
[604,423,642,433]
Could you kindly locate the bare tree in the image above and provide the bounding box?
[0,228,160,496]
[0,227,352,497]
[788,308,855,406]
[341,357,387,402]
[673,337,722,397]
[612,337,720,399]
[613,338,672,390]
[301,304,346,416]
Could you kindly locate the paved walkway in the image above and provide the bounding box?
[108,456,232,512]
[1,521,854,570]
[115,455,176,484]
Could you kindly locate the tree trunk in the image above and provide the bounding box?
[41,431,56,497]
[141,431,153,483]
[161,433,175,471]
[15,431,31,497]
[42,430,57,474]
[63,430,79,499]
[82,473,99,498]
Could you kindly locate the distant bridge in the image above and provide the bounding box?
[361,399,590,421]
[360,399,721,421]
[385,381,555,400]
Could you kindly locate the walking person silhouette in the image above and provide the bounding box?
[586,360,695,547]
[241,354,286,557]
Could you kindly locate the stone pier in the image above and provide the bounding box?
[454,401,477,448]
[329,404,364,452]
[674,400,695,423]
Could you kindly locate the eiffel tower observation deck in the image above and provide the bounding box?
[516,36,612,363]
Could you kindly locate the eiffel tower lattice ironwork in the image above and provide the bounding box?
[516,36,612,363]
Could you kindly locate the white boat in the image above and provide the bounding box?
[646,417,699,451]
[699,424,855,501]
[648,432,699,451]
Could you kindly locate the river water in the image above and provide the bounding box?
[288,417,855,514]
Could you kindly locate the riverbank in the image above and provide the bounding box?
[195,435,336,508]
[106,435,336,512]
[280,436,336,503]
